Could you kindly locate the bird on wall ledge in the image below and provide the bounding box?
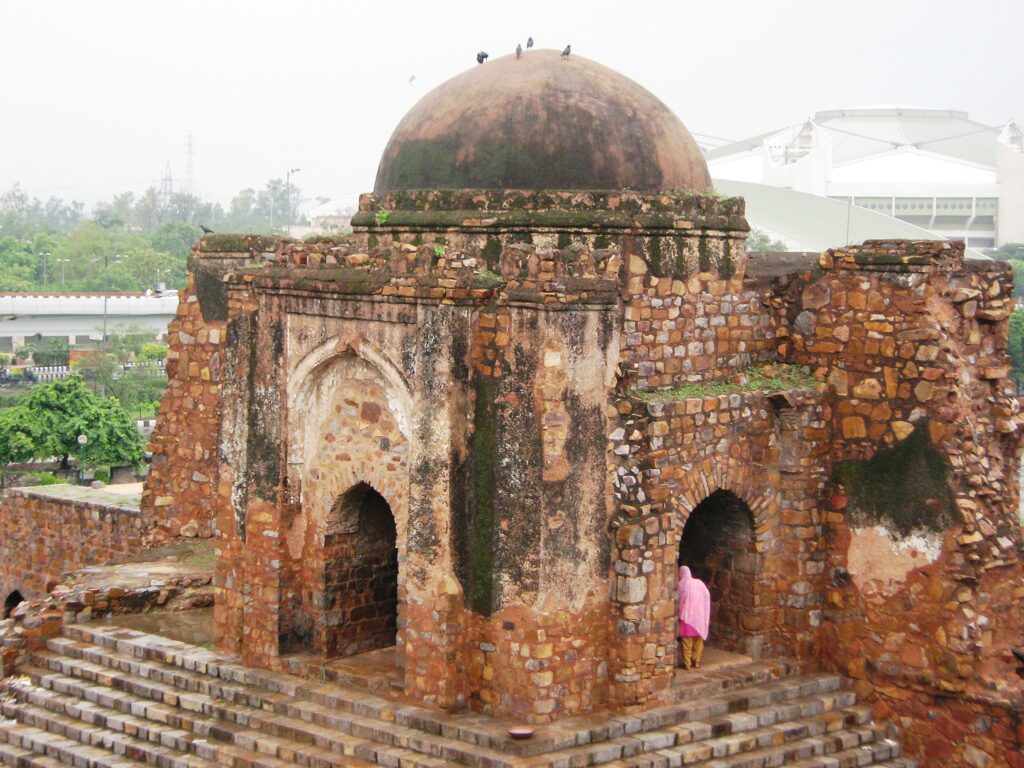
[562,44,571,58]
[516,43,522,59]
[476,51,489,64]
[526,36,533,49]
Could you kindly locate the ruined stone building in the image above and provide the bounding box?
[0,50,1021,768]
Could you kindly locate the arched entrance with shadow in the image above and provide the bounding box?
[678,489,760,656]
[4,590,24,618]
[322,482,399,659]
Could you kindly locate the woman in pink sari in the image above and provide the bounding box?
[678,565,711,669]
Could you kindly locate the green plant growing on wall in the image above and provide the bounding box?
[374,210,390,226]
[472,268,504,289]
[433,244,447,260]
[634,364,818,402]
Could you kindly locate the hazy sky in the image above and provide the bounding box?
[2,0,1022,210]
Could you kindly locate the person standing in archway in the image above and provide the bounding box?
[678,565,711,669]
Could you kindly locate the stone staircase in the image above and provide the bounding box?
[0,623,914,768]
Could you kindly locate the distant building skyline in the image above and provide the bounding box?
[706,106,1024,248]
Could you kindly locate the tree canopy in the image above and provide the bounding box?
[746,229,788,253]
[0,374,145,469]
[0,176,304,294]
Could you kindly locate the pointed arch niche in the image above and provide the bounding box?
[280,341,412,662]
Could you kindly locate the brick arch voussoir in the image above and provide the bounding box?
[672,465,777,539]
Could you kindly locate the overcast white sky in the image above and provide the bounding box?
[2,0,1022,210]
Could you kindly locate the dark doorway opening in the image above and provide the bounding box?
[678,489,759,655]
[4,590,24,618]
[322,482,398,659]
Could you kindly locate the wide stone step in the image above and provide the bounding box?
[52,630,515,756]
[41,623,909,768]
[619,676,844,738]
[0,721,148,768]
[596,724,894,768]
[49,630,806,765]
[2,694,294,768]
[39,638,831,768]
[664,662,798,706]
[51,630,823,757]
[515,703,873,768]
[50,627,817,760]
[0,730,93,768]
[16,666,502,768]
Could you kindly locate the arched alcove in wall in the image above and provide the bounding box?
[4,590,24,618]
[322,482,399,658]
[678,489,759,655]
[279,341,412,662]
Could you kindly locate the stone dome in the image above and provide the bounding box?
[374,51,711,194]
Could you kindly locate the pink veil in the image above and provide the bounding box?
[678,565,711,640]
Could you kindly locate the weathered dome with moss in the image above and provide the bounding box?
[374,50,711,194]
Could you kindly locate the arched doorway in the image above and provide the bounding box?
[678,489,760,656]
[322,482,399,658]
[4,590,24,618]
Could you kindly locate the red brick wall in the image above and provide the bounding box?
[607,388,830,710]
[778,240,1024,767]
[0,489,146,605]
[140,274,225,540]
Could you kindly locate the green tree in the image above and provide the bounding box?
[0,237,38,291]
[0,406,47,464]
[0,375,145,469]
[139,343,168,361]
[148,221,201,261]
[1,184,83,238]
[746,229,788,253]
[34,338,69,366]
[52,223,185,292]
[1009,309,1024,382]
[989,243,1024,261]
[1006,259,1024,298]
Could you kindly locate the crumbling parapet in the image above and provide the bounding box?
[778,239,1024,765]
[141,245,266,541]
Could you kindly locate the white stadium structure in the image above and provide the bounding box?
[707,106,1024,250]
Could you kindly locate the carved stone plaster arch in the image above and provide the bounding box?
[287,336,413,439]
[284,337,414,560]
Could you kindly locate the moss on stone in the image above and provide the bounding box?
[198,233,277,253]
[698,237,712,273]
[466,375,499,614]
[193,261,231,322]
[471,269,505,289]
[833,421,957,536]
[673,236,692,278]
[719,246,735,279]
[646,236,664,276]
[634,364,819,402]
[482,236,501,268]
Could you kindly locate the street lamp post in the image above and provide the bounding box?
[56,258,68,288]
[286,168,301,237]
[98,253,123,343]
[41,252,50,287]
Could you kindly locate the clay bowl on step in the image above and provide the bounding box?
[507,725,534,740]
